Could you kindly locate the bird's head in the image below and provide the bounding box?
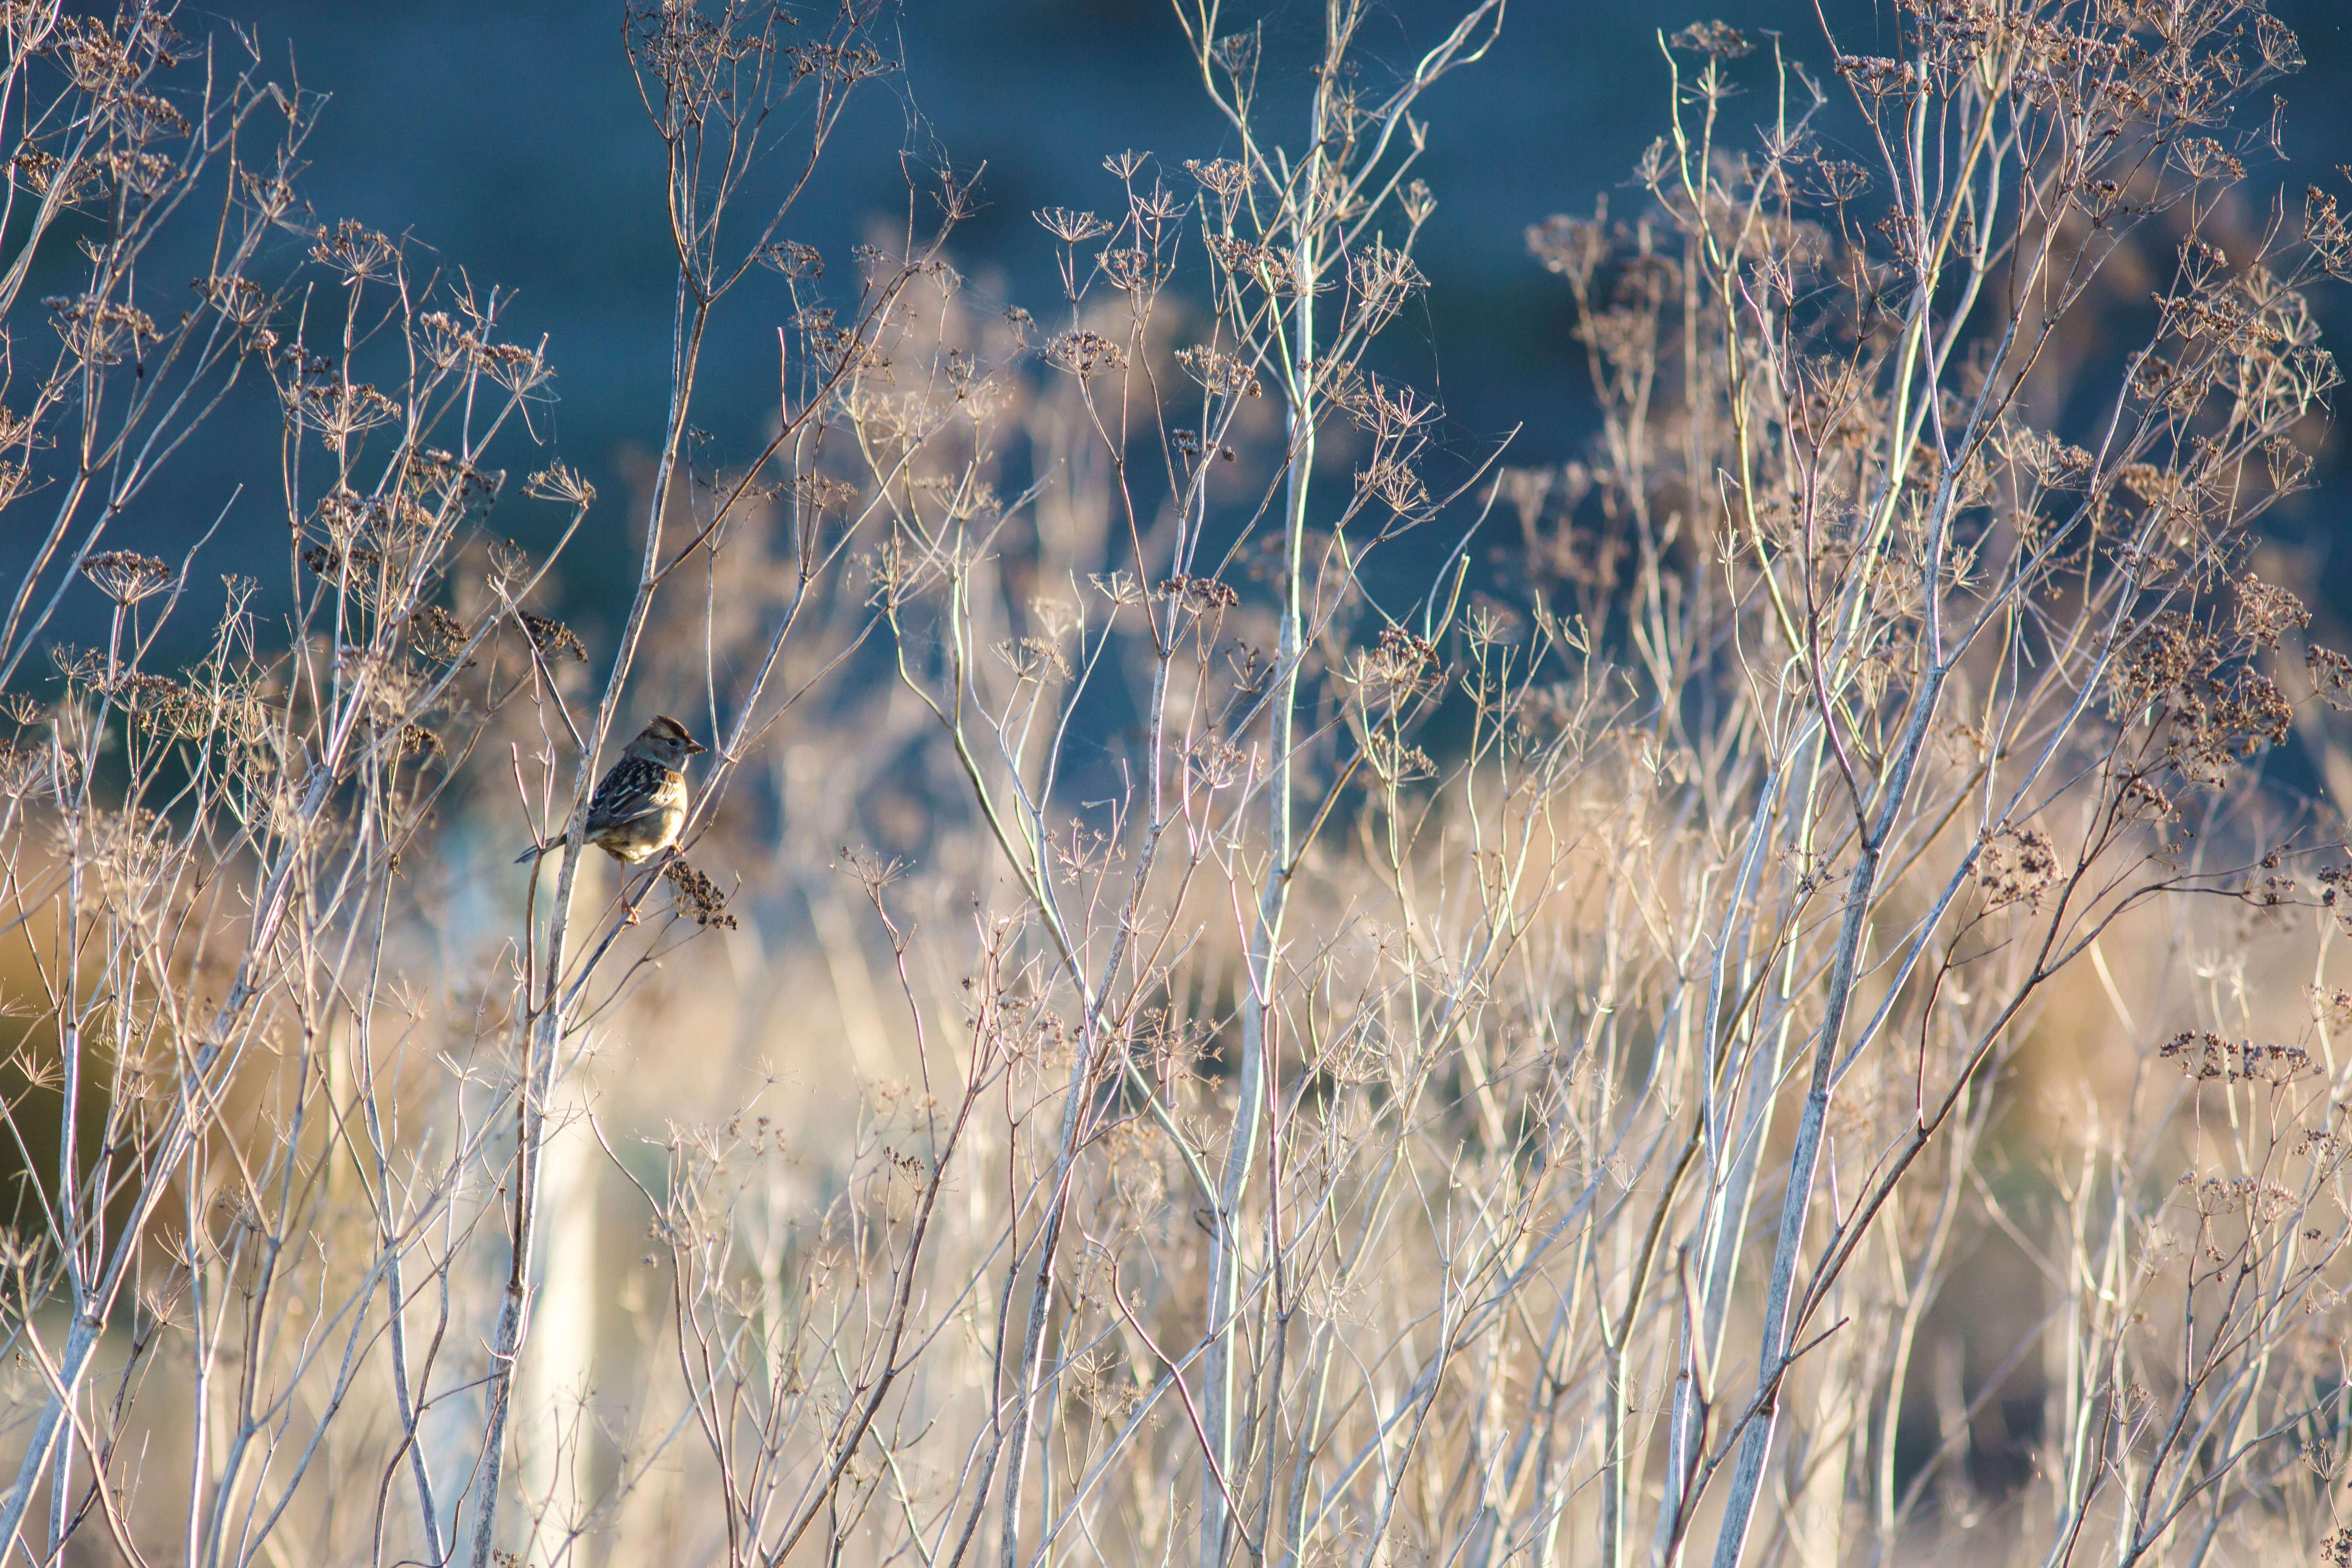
[626,713,707,768]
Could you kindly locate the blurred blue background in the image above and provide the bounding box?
[121,0,2352,632]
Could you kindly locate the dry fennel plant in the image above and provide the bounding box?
[3,3,2352,1568]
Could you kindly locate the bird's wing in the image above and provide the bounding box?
[584,761,680,832]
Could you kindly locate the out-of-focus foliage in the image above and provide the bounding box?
[2,5,2352,1568]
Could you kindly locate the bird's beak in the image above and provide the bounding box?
[688,737,708,754]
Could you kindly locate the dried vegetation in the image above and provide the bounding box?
[2,2,2352,1566]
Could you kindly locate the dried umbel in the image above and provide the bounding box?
[1348,624,1440,697]
[993,633,1070,683]
[281,365,403,453]
[2105,611,2295,785]
[1526,212,1611,291]
[1153,575,1238,615]
[2181,1173,2299,1226]
[310,217,397,282]
[757,238,823,278]
[1670,20,1753,58]
[1975,825,2058,911]
[0,739,48,797]
[1205,233,1299,293]
[43,293,158,365]
[1173,342,1257,397]
[1184,156,1249,215]
[80,550,171,606]
[1183,735,1244,793]
[663,855,738,929]
[2231,572,2308,649]
[1040,328,1128,377]
[2307,644,2352,710]
[393,721,444,759]
[301,541,383,581]
[1034,206,1112,246]
[405,604,468,662]
[106,672,211,738]
[2157,1031,2313,1085]
[519,612,587,662]
[1363,730,1437,785]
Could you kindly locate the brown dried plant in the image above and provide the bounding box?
[6,5,2352,1568]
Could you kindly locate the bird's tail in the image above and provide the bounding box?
[514,835,567,866]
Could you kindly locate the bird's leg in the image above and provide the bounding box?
[619,864,653,927]
[619,849,683,929]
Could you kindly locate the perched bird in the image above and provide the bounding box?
[515,714,706,866]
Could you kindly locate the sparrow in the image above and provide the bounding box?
[515,714,706,865]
